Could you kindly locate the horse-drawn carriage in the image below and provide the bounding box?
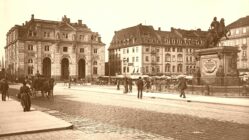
[29,75,55,99]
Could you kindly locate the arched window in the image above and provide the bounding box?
[177,64,183,72]
[28,59,33,63]
[165,54,171,62]
[93,61,97,65]
[177,54,183,62]
[165,63,171,72]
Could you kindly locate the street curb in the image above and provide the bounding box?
[65,87,249,108]
[0,124,73,137]
[150,96,249,108]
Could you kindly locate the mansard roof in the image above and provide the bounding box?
[108,24,207,50]
[227,15,249,29]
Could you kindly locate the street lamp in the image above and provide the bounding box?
[68,67,71,88]
[123,58,127,77]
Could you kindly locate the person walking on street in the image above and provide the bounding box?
[19,81,31,112]
[136,77,144,99]
[123,78,128,93]
[128,79,133,93]
[178,77,187,98]
[117,80,120,90]
[1,79,9,101]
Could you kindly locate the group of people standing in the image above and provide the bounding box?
[117,76,188,99]
[0,75,33,112]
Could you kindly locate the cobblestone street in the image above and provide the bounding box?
[4,85,249,140]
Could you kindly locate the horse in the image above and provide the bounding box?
[205,21,229,48]
[30,76,55,99]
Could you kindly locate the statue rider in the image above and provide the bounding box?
[210,17,219,36]
[218,18,228,39]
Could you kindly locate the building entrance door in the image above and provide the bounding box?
[61,58,69,80]
[78,59,86,79]
[42,57,51,78]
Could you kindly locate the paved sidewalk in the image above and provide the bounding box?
[60,84,249,107]
[0,98,72,137]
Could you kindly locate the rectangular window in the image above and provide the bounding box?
[243,39,247,45]
[146,66,149,73]
[136,47,138,52]
[145,56,149,62]
[80,48,84,53]
[63,47,68,52]
[45,45,49,51]
[156,56,160,62]
[123,67,126,73]
[28,66,33,75]
[94,49,98,53]
[172,55,175,61]
[28,45,33,51]
[172,47,175,52]
[93,67,98,74]
[243,28,246,34]
[132,57,135,62]
[127,48,129,53]
[146,47,149,52]
[236,29,239,35]
[136,57,139,62]
[132,47,135,53]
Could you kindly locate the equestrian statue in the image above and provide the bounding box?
[205,17,229,48]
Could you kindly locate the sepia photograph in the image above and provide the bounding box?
[0,0,249,139]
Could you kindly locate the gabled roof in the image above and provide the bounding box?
[226,15,249,29]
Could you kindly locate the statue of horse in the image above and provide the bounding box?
[205,18,229,48]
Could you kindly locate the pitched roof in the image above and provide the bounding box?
[108,24,208,50]
[226,15,249,29]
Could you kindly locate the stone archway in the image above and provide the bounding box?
[42,57,51,78]
[78,59,86,79]
[61,58,69,80]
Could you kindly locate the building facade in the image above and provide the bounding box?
[220,16,249,75]
[5,15,105,80]
[108,24,207,77]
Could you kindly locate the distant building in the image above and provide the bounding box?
[108,24,207,77]
[220,16,249,75]
[5,15,105,80]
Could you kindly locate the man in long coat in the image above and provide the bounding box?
[136,77,144,99]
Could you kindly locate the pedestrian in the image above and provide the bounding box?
[146,79,151,92]
[128,79,133,93]
[117,79,120,90]
[18,81,31,112]
[1,79,9,101]
[178,77,187,98]
[136,77,144,99]
[123,78,128,93]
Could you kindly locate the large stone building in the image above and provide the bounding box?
[5,15,105,80]
[108,24,207,77]
[220,16,249,75]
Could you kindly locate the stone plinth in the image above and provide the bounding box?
[194,46,240,86]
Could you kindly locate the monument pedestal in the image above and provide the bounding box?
[194,46,240,86]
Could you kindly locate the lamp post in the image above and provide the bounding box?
[68,67,71,88]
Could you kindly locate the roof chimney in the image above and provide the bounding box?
[158,27,161,31]
[31,14,34,20]
[78,20,82,25]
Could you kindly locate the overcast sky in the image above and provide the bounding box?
[1,0,249,62]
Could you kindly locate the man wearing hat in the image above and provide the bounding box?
[136,77,144,99]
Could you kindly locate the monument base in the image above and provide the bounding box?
[194,46,240,86]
